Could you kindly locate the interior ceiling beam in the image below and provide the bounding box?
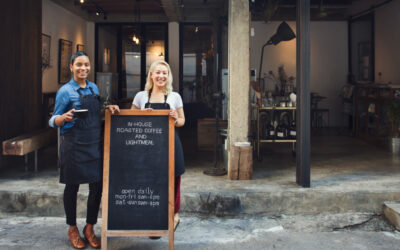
[279,4,351,8]
[83,7,165,15]
[83,6,163,11]
[51,0,93,21]
[160,0,183,22]
[95,13,168,22]
[79,0,162,10]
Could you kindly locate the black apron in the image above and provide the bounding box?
[145,91,185,176]
[60,87,103,184]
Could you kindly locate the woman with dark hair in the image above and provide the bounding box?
[131,60,185,234]
[49,51,119,249]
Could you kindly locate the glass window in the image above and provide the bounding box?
[145,25,166,74]
[182,25,214,104]
[97,23,167,100]
[122,25,141,99]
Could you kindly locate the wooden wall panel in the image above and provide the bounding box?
[0,0,42,168]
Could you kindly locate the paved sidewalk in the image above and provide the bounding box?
[0,214,399,250]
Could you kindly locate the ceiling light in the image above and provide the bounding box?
[80,0,84,3]
[132,35,140,45]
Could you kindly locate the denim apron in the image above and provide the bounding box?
[60,87,102,184]
[145,91,185,176]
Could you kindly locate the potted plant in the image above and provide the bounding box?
[387,99,400,154]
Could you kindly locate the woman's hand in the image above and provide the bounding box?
[169,109,178,121]
[170,108,185,127]
[63,109,75,122]
[107,105,120,114]
[54,109,75,126]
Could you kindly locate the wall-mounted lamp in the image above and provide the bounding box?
[258,21,296,82]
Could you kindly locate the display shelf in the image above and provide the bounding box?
[354,84,400,146]
[259,106,297,110]
[256,106,297,161]
[260,139,296,143]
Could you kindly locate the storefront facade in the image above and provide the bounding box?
[2,0,400,189]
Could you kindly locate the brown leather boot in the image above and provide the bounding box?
[68,226,86,249]
[83,224,101,249]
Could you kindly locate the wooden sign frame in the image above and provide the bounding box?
[102,109,175,250]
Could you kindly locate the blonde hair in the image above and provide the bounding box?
[145,60,173,95]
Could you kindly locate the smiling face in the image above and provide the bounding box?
[150,64,169,90]
[70,55,90,82]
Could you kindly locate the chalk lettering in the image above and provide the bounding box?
[113,187,160,208]
[144,128,162,134]
[116,127,143,133]
[135,134,147,139]
[125,140,154,146]
[132,122,152,127]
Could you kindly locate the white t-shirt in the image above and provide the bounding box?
[132,91,183,110]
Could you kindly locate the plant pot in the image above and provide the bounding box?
[388,137,400,154]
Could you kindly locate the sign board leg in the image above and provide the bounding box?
[169,230,174,250]
[101,235,107,250]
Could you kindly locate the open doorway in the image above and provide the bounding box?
[180,24,217,126]
[179,24,222,156]
[95,23,168,108]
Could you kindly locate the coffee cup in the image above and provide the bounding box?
[74,109,88,119]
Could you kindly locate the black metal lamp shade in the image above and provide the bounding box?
[268,21,296,45]
[258,21,296,81]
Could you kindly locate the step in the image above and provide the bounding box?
[1,186,400,217]
[383,202,400,230]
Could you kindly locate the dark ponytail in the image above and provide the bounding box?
[70,51,89,65]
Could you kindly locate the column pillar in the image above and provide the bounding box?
[168,22,180,91]
[296,0,311,187]
[227,0,250,171]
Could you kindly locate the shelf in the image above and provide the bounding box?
[256,106,297,160]
[259,107,297,110]
[260,139,296,143]
[354,84,397,146]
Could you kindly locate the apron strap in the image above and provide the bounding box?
[77,88,83,97]
[146,89,152,108]
[77,87,95,97]
[146,89,168,108]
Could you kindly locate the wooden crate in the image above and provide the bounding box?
[228,144,253,180]
[197,118,227,151]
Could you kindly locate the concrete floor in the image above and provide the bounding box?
[1,130,400,249]
[1,214,400,250]
[0,130,399,217]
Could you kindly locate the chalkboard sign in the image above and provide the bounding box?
[102,110,175,250]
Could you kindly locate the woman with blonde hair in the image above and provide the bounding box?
[131,60,185,233]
